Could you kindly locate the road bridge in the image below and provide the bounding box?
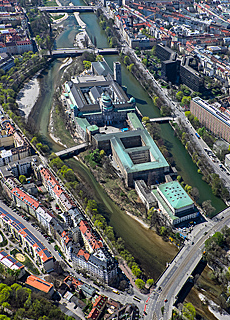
[150,117,174,123]
[143,208,230,320]
[38,6,95,13]
[55,142,88,159]
[52,48,119,58]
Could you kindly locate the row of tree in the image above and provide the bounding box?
[0,282,74,320]
[96,9,120,48]
[175,117,229,205]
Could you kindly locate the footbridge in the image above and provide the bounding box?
[55,142,88,159]
[52,48,119,58]
[150,117,174,123]
[38,6,95,13]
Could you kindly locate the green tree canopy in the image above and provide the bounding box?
[19,175,27,184]
[124,56,130,66]
[146,279,154,286]
[182,302,196,320]
[176,91,183,102]
[135,279,145,289]
[83,60,91,70]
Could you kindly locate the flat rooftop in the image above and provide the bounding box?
[192,97,230,127]
[157,181,194,210]
[108,129,169,173]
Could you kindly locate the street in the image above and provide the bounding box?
[143,207,230,320]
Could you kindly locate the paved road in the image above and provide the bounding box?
[0,200,62,264]
[143,207,230,320]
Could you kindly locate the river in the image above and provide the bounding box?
[30,1,226,278]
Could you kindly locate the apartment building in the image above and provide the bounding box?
[25,275,54,297]
[0,250,25,279]
[0,206,54,272]
[40,167,75,212]
[190,97,230,143]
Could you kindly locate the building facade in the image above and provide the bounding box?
[0,206,54,272]
[190,97,230,143]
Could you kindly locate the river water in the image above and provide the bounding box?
[31,1,226,278]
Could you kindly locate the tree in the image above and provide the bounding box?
[124,56,130,66]
[190,187,199,201]
[63,169,75,182]
[181,96,191,107]
[212,231,224,246]
[50,157,64,170]
[185,111,191,118]
[202,200,216,217]
[105,26,112,37]
[182,302,196,320]
[96,55,103,62]
[83,60,91,70]
[142,116,150,123]
[0,287,11,304]
[87,199,97,212]
[127,63,134,72]
[146,279,154,287]
[19,175,27,184]
[132,266,142,278]
[184,184,192,194]
[99,149,105,159]
[176,91,183,102]
[135,279,145,289]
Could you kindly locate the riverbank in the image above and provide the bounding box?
[51,12,68,24]
[16,73,40,119]
[49,104,67,148]
[125,211,149,229]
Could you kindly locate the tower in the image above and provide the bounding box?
[113,61,122,86]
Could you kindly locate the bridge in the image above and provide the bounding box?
[38,6,95,13]
[144,208,230,320]
[55,142,88,159]
[52,48,119,58]
[150,117,174,123]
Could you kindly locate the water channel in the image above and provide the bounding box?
[31,2,226,278]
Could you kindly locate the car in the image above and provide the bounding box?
[192,241,194,245]
[164,299,168,303]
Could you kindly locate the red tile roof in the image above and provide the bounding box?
[87,295,108,320]
[11,187,39,210]
[79,221,103,251]
[26,275,53,293]
[77,249,90,261]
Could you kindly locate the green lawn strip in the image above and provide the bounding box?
[52,14,65,20]
[52,110,76,148]
[0,230,8,247]
[10,248,40,275]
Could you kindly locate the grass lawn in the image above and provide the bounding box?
[51,14,65,20]
[0,230,8,247]
[11,248,40,275]
[44,0,57,6]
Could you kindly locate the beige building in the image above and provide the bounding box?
[191,97,230,143]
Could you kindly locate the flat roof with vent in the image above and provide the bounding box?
[157,181,194,210]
